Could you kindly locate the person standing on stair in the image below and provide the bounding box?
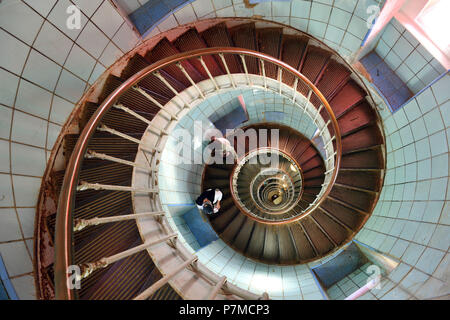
[195,188,223,215]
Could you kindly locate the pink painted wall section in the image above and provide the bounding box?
[395,11,450,70]
[366,0,407,45]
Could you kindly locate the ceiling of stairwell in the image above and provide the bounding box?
[0,0,447,300]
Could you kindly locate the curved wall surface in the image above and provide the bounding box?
[0,0,140,299]
[355,74,449,299]
[142,0,385,60]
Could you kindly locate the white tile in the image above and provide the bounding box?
[329,6,351,29]
[17,208,35,239]
[50,95,75,125]
[0,68,19,108]
[91,0,124,38]
[402,243,425,266]
[156,14,178,32]
[76,21,110,59]
[400,268,429,294]
[272,1,290,16]
[405,50,427,74]
[0,208,22,242]
[0,0,43,45]
[12,175,42,207]
[47,123,62,150]
[429,225,450,251]
[0,29,30,75]
[0,105,13,140]
[23,0,57,17]
[174,4,197,25]
[347,15,368,39]
[99,41,123,67]
[72,0,103,17]
[334,0,358,13]
[11,110,47,148]
[55,69,86,103]
[116,0,140,14]
[342,32,362,52]
[308,20,327,39]
[192,0,214,18]
[415,248,445,275]
[431,74,450,105]
[213,0,232,11]
[0,139,9,173]
[11,143,46,177]
[88,62,106,85]
[429,131,447,156]
[64,44,96,81]
[416,87,437,114]
[47,0,88,40]
[15,80,52,119]
[22,49,62,92]
[33,21,73,65]
[10,275,36,300]
[0,241,32,277]
[310,2,331,23]
[112,22,140,53]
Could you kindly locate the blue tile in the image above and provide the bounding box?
[182,208,218,248]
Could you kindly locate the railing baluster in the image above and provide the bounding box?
[76,233,177,280]
[313,104,324,123]
[260,59,267,89]
[85,149,155,171]
[292,78,299,103]
[205,276,227,300]
[176,62,205,99]
[77,181,158,193]
[97,124,162,153]
[198,57,219,90]
[303,90,312,114]
[133,85,178,120]
[153,71,190,110]
[326,151,337,162]
[278,67,282,94]
[218,53,236,88]
[239,54,252,86]
[134,256,198,300]
[113,104,168,135]
[97,124,141,144]
[74,211,165,231]
[324,136,335,149]
[319,119,331,136]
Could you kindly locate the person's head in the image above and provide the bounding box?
[202,201,214,215]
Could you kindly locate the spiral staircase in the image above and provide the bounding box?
[36,21,385,300]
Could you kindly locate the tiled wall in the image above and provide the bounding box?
[197,239,324,299]
[0,0,141,299]
[326,262,373,299]
[354,73,450,299]
[374,18,447,96]
[144,0,384,59]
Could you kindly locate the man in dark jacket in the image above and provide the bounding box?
[195,188,223,215]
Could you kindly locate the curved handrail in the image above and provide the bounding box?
[54,47,341,299]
